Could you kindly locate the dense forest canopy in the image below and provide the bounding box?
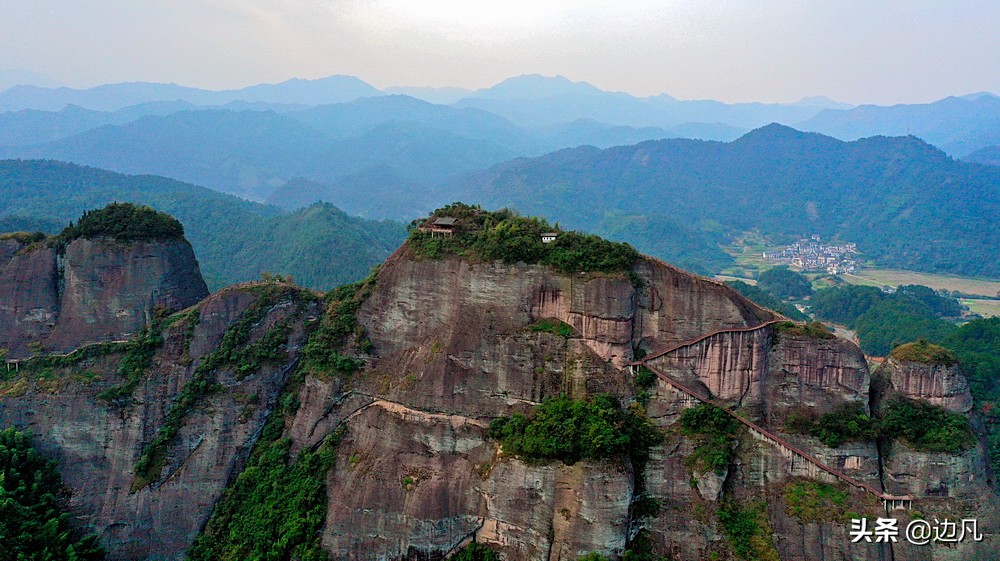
[757,266,813,299]
[805,282,963,356]
[0,427,105,560]
[0,160,405,290]
[459,125,1000,278]
[58,202,184,243]
[408,203,643,277]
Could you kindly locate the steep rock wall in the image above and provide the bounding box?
[312,251,919,560]
[640,355,885,561]
[646,328,771,403]
[0,285,317,560]
[880,357,974,413]
[0,238,61,355]
[3,239,999,560]
[763,332,871,427]
[873,359,1000,559]
[876,359,987,499]
[631,258,771,350]
[0,236,209,358]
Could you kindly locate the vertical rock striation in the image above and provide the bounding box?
[0,285,318,560]
[0,236,209,357]
[2,230,998,560]
[880,357,974,414]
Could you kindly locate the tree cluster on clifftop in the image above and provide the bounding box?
[408,203,642,278]
[58,202,185,243]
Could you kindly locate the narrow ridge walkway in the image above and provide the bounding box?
[634,319,785,363]
[631,323,912,507]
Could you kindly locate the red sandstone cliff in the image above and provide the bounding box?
[0,238,997,560]
[0,235,209,358]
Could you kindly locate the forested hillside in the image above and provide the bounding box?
[0,107,522,202]
[964,145,1000,167]
[796,94,1000,156]
[455,124,1000,278]
[0,160,405,290]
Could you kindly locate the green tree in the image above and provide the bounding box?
[725,280,808,320]
[810,285,885,327]
[854,297,957,356]
[453,543,500,561]
[0,427,105,560]
[679,404,740,473]
[487,394,661,465]
[756,266,813,299]
[59,202,185,243]
[896,285,962,318]
[408,205,641,276]
[882,397,975,453]
[940,318,1000,480]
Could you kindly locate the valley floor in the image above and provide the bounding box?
[840,269,1000,298]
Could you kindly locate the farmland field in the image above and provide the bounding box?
[714,275,757,285]
[962,299,1000,318]
[840,269,1000,298]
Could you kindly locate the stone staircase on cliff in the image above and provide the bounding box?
[629,321,913,509]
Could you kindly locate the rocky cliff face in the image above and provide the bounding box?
[0,236,209,358]
[0,238,60,356]
[1,239,998,560]
[0,283,318,560]
[880,357,974,414]
[873,358,998,561]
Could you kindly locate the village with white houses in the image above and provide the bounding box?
[762,235,861,275]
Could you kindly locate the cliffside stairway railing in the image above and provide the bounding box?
[629,321,913,509]
[637,319,784,363]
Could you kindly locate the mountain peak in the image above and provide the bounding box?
[958,91,999,101]
[794,95,853,110]
[473,74,605,100]
[735,123,831,144]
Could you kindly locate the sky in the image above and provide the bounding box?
[1,0,998,105]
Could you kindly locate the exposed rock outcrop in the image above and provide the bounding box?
[875,357,988,498]
[872,356,1000,559]
[880,356,974,414]
[2,234,998,560]
[0,236,209,358]
[0,238,60,355]
[0,283,318,560]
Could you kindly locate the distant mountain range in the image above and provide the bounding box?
[0,101,525,202]
[0,160,405,290]
[2,74,999,280]
[4,76,997,211]
[0,75,380,112]
[452,75,822,131]
[964,145,1000,167]
[796,94,1000,156]
[1,74,996,161]
[3,118,999,282]
[452,124,1000,278]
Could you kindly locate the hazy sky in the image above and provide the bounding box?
[2,0,998,104]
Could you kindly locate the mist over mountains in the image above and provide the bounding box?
[797,94,1000,156]
[0,75,380,113]
[2,74,998,165]
[0,160,404,290]
[1,73,999,282]
[452,124,1000,277]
